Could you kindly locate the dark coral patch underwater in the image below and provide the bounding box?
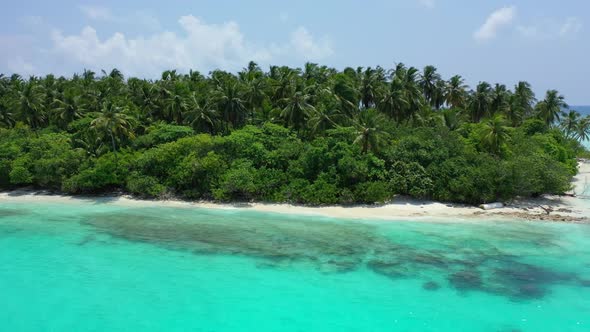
[82,209,587,300]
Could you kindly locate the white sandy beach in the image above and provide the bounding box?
[1,161,589,223]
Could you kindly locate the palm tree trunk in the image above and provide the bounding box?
[109,131,118,164]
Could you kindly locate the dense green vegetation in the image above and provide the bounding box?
[1,63,588,205]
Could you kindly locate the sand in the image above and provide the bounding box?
[1,162,589,223]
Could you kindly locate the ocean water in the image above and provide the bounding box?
[1,199,590,332]
[571,105,590,117]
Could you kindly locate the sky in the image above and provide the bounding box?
[1,0,588,104]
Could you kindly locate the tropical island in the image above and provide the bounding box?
[1,62,589,209]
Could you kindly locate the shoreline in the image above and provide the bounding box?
[1,161,589,224]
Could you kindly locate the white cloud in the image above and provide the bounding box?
[47,16,333,76]
[517,16,582,40]
[289,27,333,60]
[560,17,582,37]
[78,6,161,31]
[417,0,435,9]
[50,16,263,75]
[0,34,37,75]
[79,5,114,21]
[473,6,517,42]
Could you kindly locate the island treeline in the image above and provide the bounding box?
[1,62,589,204]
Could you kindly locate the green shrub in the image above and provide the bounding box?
[280,178,311,204]
[9,165,33,185]
[171,151,227,198]
[126,172,166,197]
[63,154,130,193]
[300,177,340,205]
[134,123,194,148]
[212,160,257,201]
[354,181,392,204]
[389,161,433,198]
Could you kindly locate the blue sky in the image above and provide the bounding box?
[1,0,588,104]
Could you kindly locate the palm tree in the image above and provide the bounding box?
[213,79,248,131]
[440,108,462,131]
[82,69,96,87]
[99,68,126,97]
[91,103,135,160]
[308,106,343,135]
[303,62,320,82]
[131,81,161,121]
[242,76,266,122]
[108,68,124,81]
[511,81,536,122]
[269,66,297,106]
[42,74,60,113]
[490,84,510,116]
[162,83,189,124]
[431,79,447,110]
[185,93,216,133]
[445,75,468,109]
[0,102,15,128]
[391,62,407,78]
[0,74,9,95]
[239,61,263,82]
[303,62,334,85]
[411,105,439,127]
[536,90,568,125]
[161,70,180,81]
[359,67,384,109]
[505,95,523,127]
[9,74,23,87]
[353,108,389,154]
[332,73,359,117]
[480,115,510,155]
[81,85,102,114]
[399,66,424,121]
[280,90,315,130]
[420,65,441,108]
[187,69,204,85]
[575,117,590,142]
[14,81,46,130]
[53,92,85,129]
[560,110,581,139]
[379,77,408,122]
[469,82,492,123]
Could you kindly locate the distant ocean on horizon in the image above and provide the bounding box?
[571,105,590,116]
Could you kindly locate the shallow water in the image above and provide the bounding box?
[1,200,590,331]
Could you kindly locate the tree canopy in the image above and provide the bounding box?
[0,62,587,205]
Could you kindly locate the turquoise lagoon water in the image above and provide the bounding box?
[1,199,590,332]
